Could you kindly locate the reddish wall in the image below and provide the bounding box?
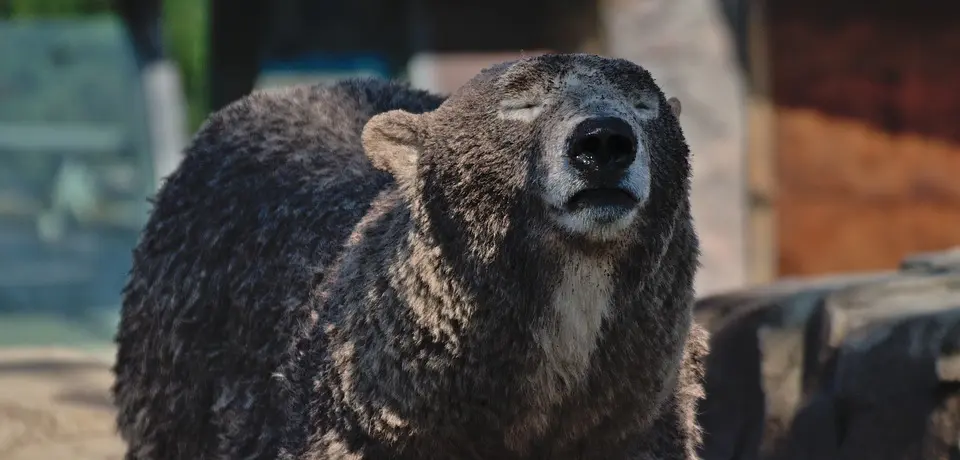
[769,1,960,276]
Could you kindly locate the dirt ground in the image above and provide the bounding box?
[0,347,125,459]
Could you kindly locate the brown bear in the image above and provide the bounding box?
[112,53,707,460]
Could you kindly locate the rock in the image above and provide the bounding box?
[938,320,960,382]
[900,246,960,274]
[696,248,960,460]
[694,271,895,460]
[774,303,960,460]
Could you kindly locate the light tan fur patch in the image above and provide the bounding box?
[533,252,614,400]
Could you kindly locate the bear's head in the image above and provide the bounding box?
[362,53,689,254]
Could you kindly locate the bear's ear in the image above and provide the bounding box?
[667,97,682,118]
[362,110,424,184]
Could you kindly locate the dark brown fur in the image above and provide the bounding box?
[112,54,707,460]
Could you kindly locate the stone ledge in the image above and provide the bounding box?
[695,248,960,460]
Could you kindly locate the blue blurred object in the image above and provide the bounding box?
[0,17,156,347]
[260,52,390,75]
[255,52,391,90]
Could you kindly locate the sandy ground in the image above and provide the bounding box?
[0,347,125,459]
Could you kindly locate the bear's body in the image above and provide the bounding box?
[113,54,707,460]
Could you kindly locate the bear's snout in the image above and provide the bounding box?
[566,116,637,182]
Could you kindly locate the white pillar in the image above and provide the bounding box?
[602,0,748,296]
[142,59,189,189]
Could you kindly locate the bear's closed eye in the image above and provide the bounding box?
[500,99,542,110]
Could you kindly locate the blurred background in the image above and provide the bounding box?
[0,0,957,458]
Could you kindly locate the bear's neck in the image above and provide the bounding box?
[320,196,685,452]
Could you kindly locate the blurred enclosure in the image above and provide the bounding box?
[0,0,956,315]
[0,0,957,323]
[2,0,959,339]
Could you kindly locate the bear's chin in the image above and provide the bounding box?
[552,205,640,242]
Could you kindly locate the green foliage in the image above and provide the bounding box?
[5,0,209,132]
[162,0,207,132]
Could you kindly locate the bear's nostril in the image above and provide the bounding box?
[567,117,638,175]
[573,135,603,166]
[608,134,636,166]
[608,134,635,156]
[580,135,602,155]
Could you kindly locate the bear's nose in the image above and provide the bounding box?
[567,117,637,178]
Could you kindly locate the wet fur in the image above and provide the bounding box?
[112,55,707,460]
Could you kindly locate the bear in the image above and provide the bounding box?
[112,53,707,460]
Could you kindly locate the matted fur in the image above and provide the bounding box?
[112,54,707,460]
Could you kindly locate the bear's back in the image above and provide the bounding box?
[112,78,445,459]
